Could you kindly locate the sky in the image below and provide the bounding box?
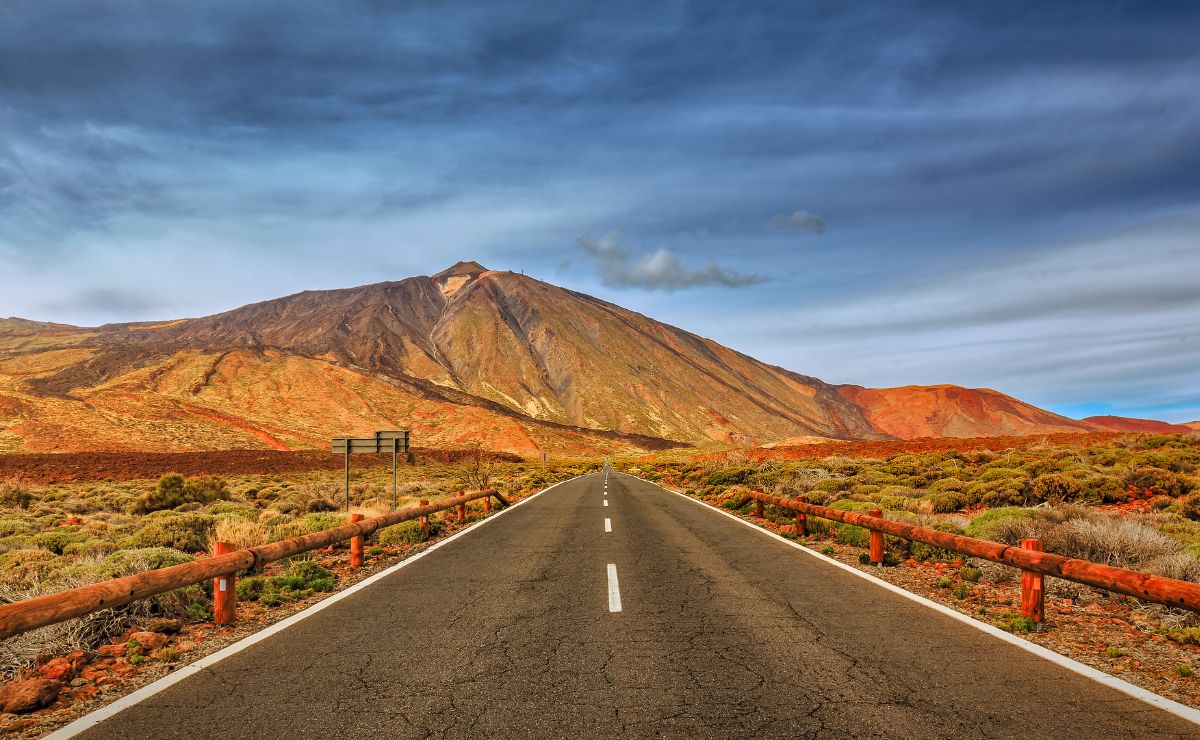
[1,0,1198,422]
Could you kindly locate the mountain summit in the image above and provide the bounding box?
[0,265,1164,453]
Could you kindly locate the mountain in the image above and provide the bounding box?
[0,263,1185,454]
[1081,416,1196,434]
[836,385,1095,438]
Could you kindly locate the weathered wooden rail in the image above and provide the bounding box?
[0,489,508,641]
[731,489,1200,624]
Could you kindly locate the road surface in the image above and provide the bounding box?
[73,471,1197,738]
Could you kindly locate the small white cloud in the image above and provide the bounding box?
[772,210,826,234]
[578,233,766,291]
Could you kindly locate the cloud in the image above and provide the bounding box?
[772,210,826,234]
[579,233,766,291]
[42,287,167,318]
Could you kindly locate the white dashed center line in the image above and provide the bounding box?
[604,517,612,532]
[603,499,608,507]
[607,563,622,612]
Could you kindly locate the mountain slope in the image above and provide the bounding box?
[1082,416,1196,434]
[836,385,1095,439]
[0,263,1183,453]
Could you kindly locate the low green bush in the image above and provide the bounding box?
[122,514,215,553]
[378,520,428,545]
[835,525,870,548]
[965,507,1036,540]
[236,560,336,606]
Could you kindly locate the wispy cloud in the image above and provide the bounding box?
[772,210,826,234]
[579,234,766,291]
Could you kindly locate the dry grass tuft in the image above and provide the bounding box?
[209,518,270,551]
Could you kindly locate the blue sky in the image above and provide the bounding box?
[1,1,1198,422]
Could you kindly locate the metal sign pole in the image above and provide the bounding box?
[392,438,398,510]
[344,447,351,512]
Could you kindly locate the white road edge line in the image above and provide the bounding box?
[622,472,1200,727]
[46,473,591,740]
[604,517,612,533]
[607,563,623,612]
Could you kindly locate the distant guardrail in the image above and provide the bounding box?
[728,490,1200,625]
[0,489,507,640]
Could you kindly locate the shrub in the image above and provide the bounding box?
[131,474,188,514]
[924,492,967,514]
[0,549,60,587]
[952,583,970,599]
[959,567,982,583]
[378,521,428,546]
[306,498,341,513]
[707,467,756,487]
[184,476,230,504]
[102,548,195,577]
[210,518,269,551]
[237,560,336,605]
[1182,493,1200,521]
[131,474,232,514]
[123,515,215,553]
[0,481,34,510]
[32,528,83,555]
[1126,466,1192,498]
[964,507,1036,540]
[1031,473,1084,503]
[835,525,870,548]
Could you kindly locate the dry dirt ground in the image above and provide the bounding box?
[0,449,521,484]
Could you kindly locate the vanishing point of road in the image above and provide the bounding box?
[68,471,1198,739]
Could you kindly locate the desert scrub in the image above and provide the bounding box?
[210,517,270,550]
[122,514,215,553]
[236,561,336,606]
[964,507,1036,540]
[130,473,231,514]
[378,520,431,545]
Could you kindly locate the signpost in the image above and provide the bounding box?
[331,431,411,511]
[376,431,410,508]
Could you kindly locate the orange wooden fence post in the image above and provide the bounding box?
[212,541,236,625]
[868,509,884,566]
[419,499,430,538]
[755,499,764,518]
[350,513,364,568]
[484,495,492,514]
[1021,538,1045,628]
[457,490,466,522]
[795,512,807,537]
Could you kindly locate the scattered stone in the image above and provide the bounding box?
[142,618,183,635]
[0,678,62,714]
[36,652,87,683]
[128,631,169,651]
[97,644,125,659]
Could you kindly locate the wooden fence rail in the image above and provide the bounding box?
[0,489,507,641]
[732,490,1200,621]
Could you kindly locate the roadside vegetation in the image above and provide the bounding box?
[0,456,596,681]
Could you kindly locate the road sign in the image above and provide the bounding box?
[375,430,410,453]
[331,431,412,510]
[332,438,385,454]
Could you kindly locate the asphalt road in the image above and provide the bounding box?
[75,470,1198,739]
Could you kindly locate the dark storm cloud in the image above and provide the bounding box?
[2,0,1199,419]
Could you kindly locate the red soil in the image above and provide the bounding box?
[1082,416,1195,434]
[0,448,522,484]
[699,432,1130,463]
